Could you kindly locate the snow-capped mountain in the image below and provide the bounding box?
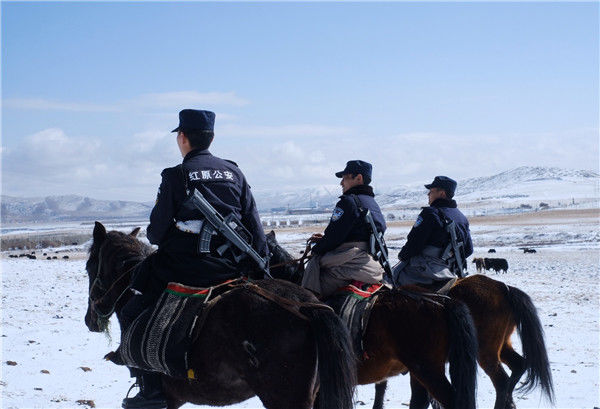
[376,166,599,209]
[1,167,598,223]
[1,195,153,223]
[252,185,341,211]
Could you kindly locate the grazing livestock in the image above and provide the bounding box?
[488,248,496,253]
[472,257,485,273]
[484,257,509,274]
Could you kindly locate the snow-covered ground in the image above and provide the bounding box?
[1,212,599,409]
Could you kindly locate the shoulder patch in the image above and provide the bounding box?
[331,206,345,221]
[414,215,423,227]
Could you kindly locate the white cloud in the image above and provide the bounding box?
[2,128,180,200]
[2,125,597,201]
[4,98,117,112]
[133,91,248,108]
[220,124,352,139]
[3,91,249,113]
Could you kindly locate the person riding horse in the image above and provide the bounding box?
[393,176,473,291]
[301,160,387,299]
[121,109,268,409]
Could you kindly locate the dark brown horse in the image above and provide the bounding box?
[84,222,356,409]
[266,232,554,409]
[266,231,479,409]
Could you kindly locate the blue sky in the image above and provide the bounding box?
[2,2,598,201]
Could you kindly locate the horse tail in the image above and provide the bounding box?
[300,306,356,409]
[445,298,478,409]
[506,285,555,403]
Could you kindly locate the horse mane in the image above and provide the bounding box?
[90,230,153,262]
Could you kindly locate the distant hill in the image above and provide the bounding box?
[377,166,599,209]
[1,195,153,223]
[1,166,598,223]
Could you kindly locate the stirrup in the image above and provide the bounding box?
[124,381,140,399]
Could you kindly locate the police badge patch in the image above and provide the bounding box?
[414,215,423,227]
[331,207,344,221]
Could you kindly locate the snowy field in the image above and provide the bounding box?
[1,211,599,409]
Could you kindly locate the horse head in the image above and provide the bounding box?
[84,221,148,333]
[266,230,305,284]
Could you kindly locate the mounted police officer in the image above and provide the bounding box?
[301,160,386,299]
[120,109,267,409]
[392,176,473,291]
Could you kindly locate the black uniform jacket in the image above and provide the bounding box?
[140,148,267,291]
[312,184,386,256]
[399,198,473,262]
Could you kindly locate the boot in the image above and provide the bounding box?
[121,373,167,409]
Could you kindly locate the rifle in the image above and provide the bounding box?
[365,208,393,279]
[351,195,393,281]
[186,188,271,278]
[440,218,466,278]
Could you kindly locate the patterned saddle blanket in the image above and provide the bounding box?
[106,279,243,379]
[325,281,384,359]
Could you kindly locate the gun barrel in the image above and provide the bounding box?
[190,189,269,273]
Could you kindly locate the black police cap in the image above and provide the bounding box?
[171,109,215,133]
[425,176,457,197]
[335,160,373,180]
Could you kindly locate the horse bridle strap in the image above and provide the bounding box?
[90,246,144,318]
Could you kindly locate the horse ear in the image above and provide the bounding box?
[93,221,107,244]
[130,227,141,237]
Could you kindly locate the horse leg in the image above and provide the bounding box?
[409,375,431,409]
[373,381,387,409]
[166,397,185,409]
[410,367,453,409]
[248,363,316,409]
[501,345,527,409]
[480,353,511,409]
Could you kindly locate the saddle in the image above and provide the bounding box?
[106,278,245,379]
[325,281,384,360]
[106,278,328,379]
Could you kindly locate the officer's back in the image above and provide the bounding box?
[145,109,267,287]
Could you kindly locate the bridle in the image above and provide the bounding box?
[88,244,144,319]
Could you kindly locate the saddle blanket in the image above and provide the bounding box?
[109,280,240,379]
[325,282,383,359]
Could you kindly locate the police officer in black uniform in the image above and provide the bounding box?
[394,176,473,290]
[120,109,267,409]
[302,160,387,298]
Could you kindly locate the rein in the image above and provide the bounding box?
[269,239,313,270]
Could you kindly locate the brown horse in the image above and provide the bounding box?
[266,231,554,409]
[84,222,356,409]
[374,274,555,409]
[266,231,479,409]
